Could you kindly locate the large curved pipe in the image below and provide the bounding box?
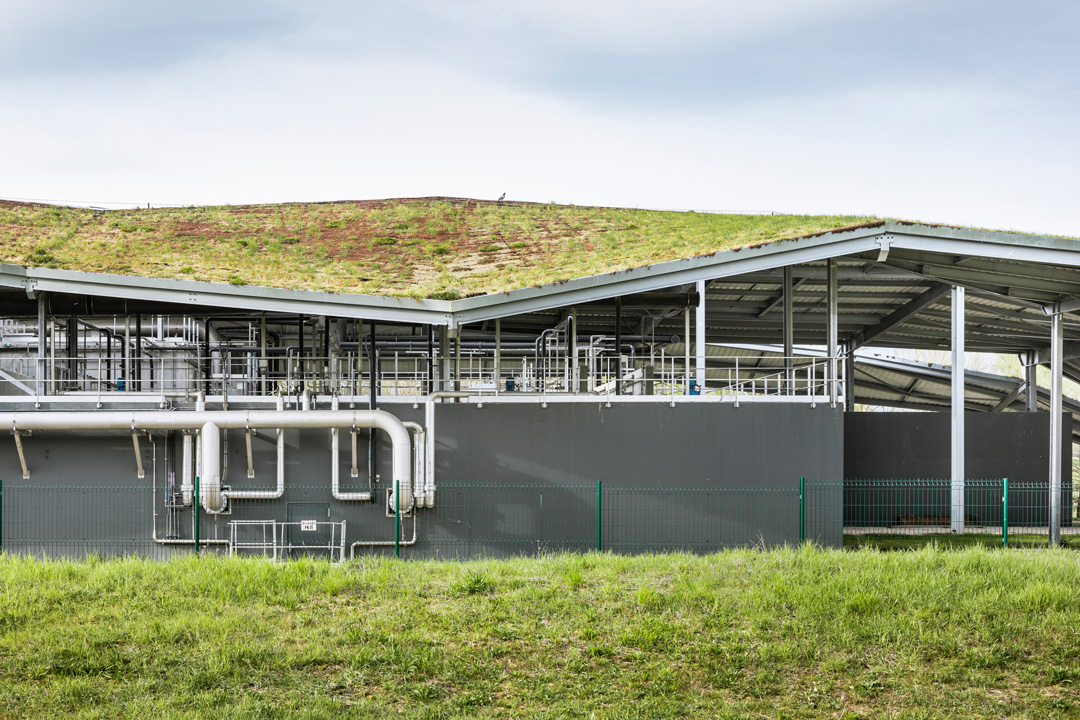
[3,408,413,515]
[200,421,224,512]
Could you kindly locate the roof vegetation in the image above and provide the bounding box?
[0,198,874,299]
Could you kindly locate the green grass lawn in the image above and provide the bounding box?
[0,198,872,298]
[2,547,1079,719]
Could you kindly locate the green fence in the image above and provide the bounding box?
[0,478,1074,559]
[802,478,1078,549]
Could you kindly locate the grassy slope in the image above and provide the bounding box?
[2,548,1079,719]
[0,199,871,298]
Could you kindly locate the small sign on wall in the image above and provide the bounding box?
[300,520,318,532]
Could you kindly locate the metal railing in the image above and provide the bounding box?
[16,350,844,404]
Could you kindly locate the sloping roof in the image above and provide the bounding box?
[0,197,868,299]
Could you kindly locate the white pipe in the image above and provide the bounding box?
[225,396,286,502]
[331,396,373,502]
[403,421,425,508]
[181,431,193,506]
[200,421,223,512]
[422,390,470,508]
[3,407,413,514]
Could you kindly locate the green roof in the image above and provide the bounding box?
[0,197,874,299]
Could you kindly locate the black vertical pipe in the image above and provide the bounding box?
[106,329,113,385]
[615,297,623,396]
[428,325,435,393]
[134,314,142,391]
[202,318,212,394]
[368,318,377,494]
[297,314,305,392]
[67,316,77,386]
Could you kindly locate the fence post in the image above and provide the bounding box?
[799,477,805,544]
[193,475,200,555]
[1002,477,1008,548]
[394,479,401,558]
[0,478,4,552]
[596,480,602,552]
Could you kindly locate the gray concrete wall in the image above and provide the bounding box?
[0,401,844,559]
[844,411,1072,526]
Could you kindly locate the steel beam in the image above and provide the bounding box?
[849,283,951,351]
[951,286,965,534]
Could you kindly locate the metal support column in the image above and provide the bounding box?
[695,280,706,394]
[951,286,965,534]
[783,266,793,384]
[827,259,838,406]
[1049,311,1063,547]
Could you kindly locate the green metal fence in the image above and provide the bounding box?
[0,477,1074,559]
[801,478,1078,549]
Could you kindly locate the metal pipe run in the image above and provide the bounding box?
[2,408,414,515]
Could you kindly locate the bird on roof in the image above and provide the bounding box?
[497,193,506,202]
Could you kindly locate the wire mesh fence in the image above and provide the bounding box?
[0,477,1074,559]
[803,478,1078,549]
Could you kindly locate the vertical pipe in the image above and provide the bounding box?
[843,347,855,412]
[135,314,142,391]
[260,314,268,396]
[394,478,401,558]
[124,315,131,391]
[1050,311,1063,547]
[783,266,794,385]
[1002,477,1009,548]
[297,314,305,393]
[369,318,378,493]
[827,259,838,407]
[683,307,690,395]
[596,480,602,552]
[799,477,805,543]
[951,286,965,534]
[453,326,462,392]
[1025,352,1038,412]
[695,280,706,394]
[495,318,502,392]
[36,292,46,397]
[427,325,435,394]
[193,474,200,554]
[615,298,623,396]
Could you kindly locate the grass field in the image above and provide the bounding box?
[2,547,1079,719]
[0,198,871,298]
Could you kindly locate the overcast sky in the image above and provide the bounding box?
[1,1,1077,235]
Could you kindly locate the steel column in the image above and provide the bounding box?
[1050,311,1063,547]
[951,286,965,534]
[783,266,793,383]
[827,259,838,406]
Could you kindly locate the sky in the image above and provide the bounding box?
[1,0,1077,236]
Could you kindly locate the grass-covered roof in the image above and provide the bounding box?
[0,198,874,299]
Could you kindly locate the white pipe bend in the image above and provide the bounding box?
[2,408,413,514]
